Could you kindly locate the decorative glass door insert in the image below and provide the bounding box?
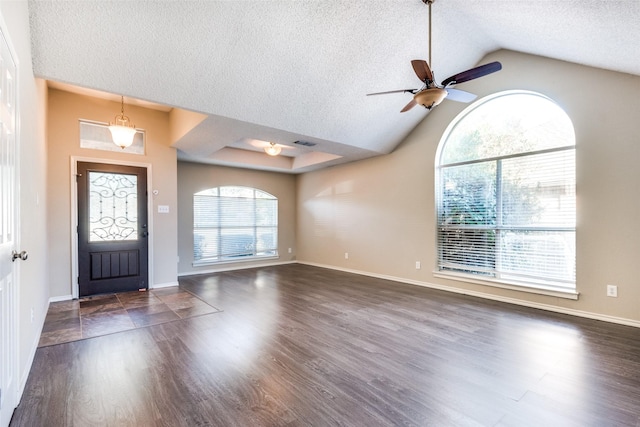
[89,172,138,242]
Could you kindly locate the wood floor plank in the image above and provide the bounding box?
[11,264,640,426]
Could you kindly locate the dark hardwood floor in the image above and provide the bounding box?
[11,264,640,426]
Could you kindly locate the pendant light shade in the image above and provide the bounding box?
[108,96,137,149]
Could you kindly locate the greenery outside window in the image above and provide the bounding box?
[193,186,278,264]
[436,91,576,292]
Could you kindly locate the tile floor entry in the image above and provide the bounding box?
[39,287,222,347]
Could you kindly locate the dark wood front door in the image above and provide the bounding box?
[77,162,149,297]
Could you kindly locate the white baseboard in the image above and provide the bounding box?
[178,260,296,277]
[298,261,640,329]
[150,281,179,289]
[49,294,73,302]
[18,297,49,403]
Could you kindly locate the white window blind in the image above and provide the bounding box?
[193,186,278,263]
[437,91,576,291]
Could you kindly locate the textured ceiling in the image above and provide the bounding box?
[28,0,640,173]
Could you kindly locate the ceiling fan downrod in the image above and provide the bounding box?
[421,0,435,71]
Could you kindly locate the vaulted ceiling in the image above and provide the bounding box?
[29,1,640,173]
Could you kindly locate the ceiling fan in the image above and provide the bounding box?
[367,0,502,112]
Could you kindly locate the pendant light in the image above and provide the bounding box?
[108,96,137,149]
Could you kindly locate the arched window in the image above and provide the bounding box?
[193,186,278,264]
[436,91,576,292]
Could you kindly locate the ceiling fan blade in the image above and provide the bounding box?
[411,59,434,83]
[367,89,415,96]
[441,61,502,87]
[445,88,477,103]
[400,99,417,113]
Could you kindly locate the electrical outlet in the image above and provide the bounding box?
[606,284,618,297]
[288,248,292,254]
[30,308,34,324]
[415,261,421,270]
[344,252,349,260]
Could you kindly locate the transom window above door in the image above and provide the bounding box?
[193,186,278,265]
[79,120,145,154]
[435,91,576,295]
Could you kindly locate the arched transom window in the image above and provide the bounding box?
[436,91,576,292]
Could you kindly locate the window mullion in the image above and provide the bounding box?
[253,189,257,256]
[217,190,222,258]
[495,159,502,279]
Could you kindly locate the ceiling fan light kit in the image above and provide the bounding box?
[367,0,501,113]
[414,87,448,110]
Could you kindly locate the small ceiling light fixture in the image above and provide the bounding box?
[108,96,137,149]
[264,142,282,156]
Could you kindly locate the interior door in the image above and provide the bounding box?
[0,25,19,427]
[77,162,148,297]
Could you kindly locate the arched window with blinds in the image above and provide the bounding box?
[193,186,278,264]
[436,91,576,292]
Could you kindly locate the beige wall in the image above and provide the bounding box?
[47,89,178,297]
[177,161,296,275]
[297,49,640,324]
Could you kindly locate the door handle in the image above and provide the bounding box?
[11,250,28,262]
[142,231,149,238]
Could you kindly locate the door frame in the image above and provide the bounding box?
[70,156,154,299]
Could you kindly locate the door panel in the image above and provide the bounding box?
[77,162,148,297]
[90,250,139,280]
[0,25,18,427]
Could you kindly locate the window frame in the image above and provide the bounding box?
[192,186,279,266]
[434,90,577,299]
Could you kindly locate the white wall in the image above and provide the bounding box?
[296,50,640,325]
[0,0,50,398]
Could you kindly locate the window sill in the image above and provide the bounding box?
[193,254,279,268]
[432,271,579,300]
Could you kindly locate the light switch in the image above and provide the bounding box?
[158,205,170,214]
